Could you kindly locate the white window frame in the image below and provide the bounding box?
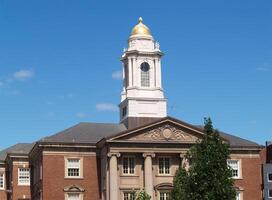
[123,191,135,200]
[18,168,30,186]
[227,159,241,179]
[0,173,4,190]
[159,191,170,200]
[122,156,135,175]
[236,192,240,200]
[65,193,83,200]
[158,157,171,175]
[268,173,272,182]
[65,157,83,179]
[269,189,272,198]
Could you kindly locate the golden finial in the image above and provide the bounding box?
[139,17,143,23]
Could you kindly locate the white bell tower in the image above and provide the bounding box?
[119,17,167,124]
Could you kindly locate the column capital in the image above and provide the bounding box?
[143,152,155,158]
[107,152,121,158]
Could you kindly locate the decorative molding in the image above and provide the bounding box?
[64,185,85,192]
[142,152,155,158]
[107,152,121,158]
[127,124,198,142]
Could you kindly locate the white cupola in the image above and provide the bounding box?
[119,17,167,124]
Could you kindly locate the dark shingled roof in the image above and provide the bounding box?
[39,118,260,148]
[40,122,127,144]
[219,131,261,148]
[195,125,261,148]
[0,143,34,161]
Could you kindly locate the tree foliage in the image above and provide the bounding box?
[171,118,236,200]
[135,190,151,200]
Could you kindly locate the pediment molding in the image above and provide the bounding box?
[108,118,204,143]
[126,124,199,142]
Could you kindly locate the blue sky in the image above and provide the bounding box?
[0,0,271,150]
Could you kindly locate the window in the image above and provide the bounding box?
[269,190,272,198]
[227,160,240,178]
[67,193,80,200]
[236,192,241,200]
[0,173,4,189]
[158,157,170,175]
[268,173,272,182]
[140,62,150,87]
[122,106,127,117]
[123,157,135,175]
[18,168,30,185]
[123,192,135,200]
[160,192,170,200]
[67,158,81,178]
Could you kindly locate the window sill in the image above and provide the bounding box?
[121,174,139,177]
[18,184,30,186]
[232,177,243,180]
[64,177,84,180]
[156,174,173,177]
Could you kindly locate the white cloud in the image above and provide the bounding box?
[76,112,88,118]
[13,69,34,80]
[96,103,118,112]
[112,70,123,80]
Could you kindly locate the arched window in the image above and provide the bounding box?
[140,62,150,87]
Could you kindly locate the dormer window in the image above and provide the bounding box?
[140,62,150,87]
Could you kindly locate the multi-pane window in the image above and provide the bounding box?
[140,62,150,87]
[124,192,135,200]
[67,158,80,177]
[269,190,272,198]
[123,157,135,174]
[67,193,80,200]
[268,173,272,182]
[160,192,170,200]
[236,192,241,200]
[18,168,30,185]
[158,157,170,175]
[227,160,240,178]
[0,173,4,189]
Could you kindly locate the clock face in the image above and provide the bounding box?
[140,62,150,72]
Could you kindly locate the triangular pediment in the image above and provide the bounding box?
[108,117,204,143]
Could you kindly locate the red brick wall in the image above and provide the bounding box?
[0,187,7,200]
[42,154,100,200]
[11,163,31,200]
[234,157,262,200]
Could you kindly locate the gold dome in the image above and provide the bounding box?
[131,17,152,36]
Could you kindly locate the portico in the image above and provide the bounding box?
[101,116,203,200]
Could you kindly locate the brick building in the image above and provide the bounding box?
[0,18,264,200]
[261,141,272,200]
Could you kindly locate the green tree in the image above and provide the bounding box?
[171,167,187,200]
[171,118,236,200]
[135,190,151,200]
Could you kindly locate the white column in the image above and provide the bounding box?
[180,153,189,171]
[108,153,120,200]
[155,58,159,87]
[143,153,155,199]
[132,58,137,86]
[128,58,133,87]
[157,58,162,88]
